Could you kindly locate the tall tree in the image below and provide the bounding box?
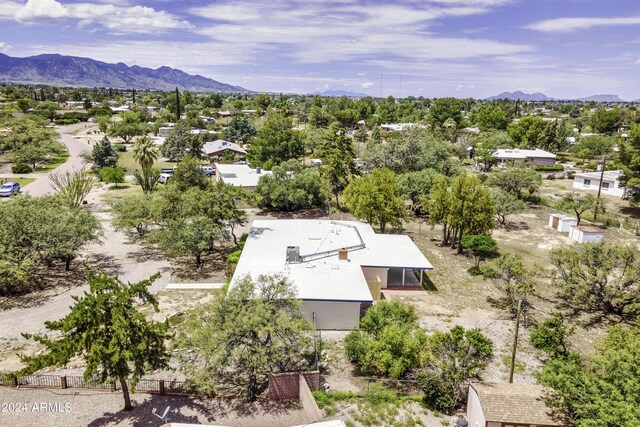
[225,115,256,143]
[90,136,119,170]
[557,193,604,225]
[179,274,313,401]
[319,123,356,206]
[619,123,640,204]
[132,136,159,169]
[590,108,622,134]
[247,114,304,169]
[256,160,327,211]
[490,188,526,225]
[343,167,407,232]
[175,87,181,122]
[108,112,146,144]
[20,271,170,411]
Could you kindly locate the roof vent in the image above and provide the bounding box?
[286,246,300,263]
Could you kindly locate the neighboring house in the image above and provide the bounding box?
[203,140,247,159]
[494,148,557,166]
[217,110,233,117]
[572,170,625,198]
[229,220,434,330]
[214,163,271,190]
[380,123,427,132]
[110,105,130,113]
[467,383,564,427]
[569,225,604,244]
[548,214,578,233]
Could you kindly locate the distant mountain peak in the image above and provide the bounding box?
[577,94,626,103]
[485,91,555,101]
[0,53,249,93]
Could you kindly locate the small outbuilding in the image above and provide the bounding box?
[467,382,564,427]
[548,214,578,232]
[569,225,604,244]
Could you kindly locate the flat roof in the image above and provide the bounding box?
[215,163,271,188]
[230,220,433,302]
[471,382,561,426]
[576,225,604,233]
[574,169,623,181]
[494,148,556,159]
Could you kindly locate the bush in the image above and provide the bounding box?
[467,266,482,275]
[113,144,127,152]
[11,163,33,174]
[546,175,556,180]
[533,164,564,171]
[566,171,575,179]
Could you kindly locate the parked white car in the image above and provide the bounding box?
[158,173,172,184]
[0,181,20,197]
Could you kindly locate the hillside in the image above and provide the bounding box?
[485,91,555,101]
[0,53,248,93]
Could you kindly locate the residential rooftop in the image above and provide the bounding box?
[203,139,246,156]
[494,148,557,159]
[573,169,623,181]
[214,163,271,188]
[470,382,561,426]
[230,220,433,303]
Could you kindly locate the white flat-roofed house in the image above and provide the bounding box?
[229,220,434,330]
[467,383,563,427]
[494,148,557,166]
[214,163,271,190]
[572,170,625,198]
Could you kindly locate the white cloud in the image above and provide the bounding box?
[635,59,640,65]
[5,0,189,34]
[191,0,530,65]
[15,0,68,23]
[527,16,640,33]
[0,42,11,53]
[361,82,374,88]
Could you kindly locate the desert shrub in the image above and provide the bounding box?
[11,163,33,173]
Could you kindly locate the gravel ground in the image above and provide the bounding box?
[0,387,308,427]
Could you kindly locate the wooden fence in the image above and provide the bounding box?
[0,372,192,396]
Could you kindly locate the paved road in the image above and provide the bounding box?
[22,123,92,196]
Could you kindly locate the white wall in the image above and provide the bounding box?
[573,177,625,197]
[301,300,362,330]
[466,387,486,427]
[362,267,389,288]
[569,227,604,244]
[558,218,578,232]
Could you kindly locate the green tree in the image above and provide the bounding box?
[343,168,407,232]
[538,326,640,426]
[481,253,535,321]
[110,194,156,236]
[319,123,356,206]
[557,193,604,225]
[530,314,574,359]
[247,114,303,168]
[490,188,526,225]
[620,123,640,203]
[420,326,493,414]
[461,235,498,268]
[108,112,146,144]
[225,115,256,143]
[100,166,126,188]
[589,108,622,134]
[179,274,312,401]
[161,120,190,162]
[486,164,542,199]
[90,136,119,170]
[571,135,615,162]
[20,271,170,411]
[550,244,640,321]
[345,301,427,379]
[133,167,161,194]
[397,169,440,215]
[171,154,210,191]
[255,160,327,211]
[428,97,464,129]
[475,104,510,131]
[507,116,547,148]
[131,136,159,169]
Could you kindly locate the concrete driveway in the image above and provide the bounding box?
[22,123,92,197]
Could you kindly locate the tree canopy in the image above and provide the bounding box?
[255,160,327,211]
[247,114,303,169]
[21,271,170,411]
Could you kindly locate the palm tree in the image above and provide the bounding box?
[132,136,159,169]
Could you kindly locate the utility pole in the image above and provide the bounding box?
[509,299,523,384]
[594,156,606,221]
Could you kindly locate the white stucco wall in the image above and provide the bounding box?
[569,227,604,244]
[467,387,486,427]
[301,300,362,330]
[558,218,578,232]
[573,177,625,197]
[361,267,389,288]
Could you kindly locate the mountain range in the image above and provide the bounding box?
[0,53,248,93]
[486,91,630,103]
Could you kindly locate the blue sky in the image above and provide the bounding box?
[0,0,639,99]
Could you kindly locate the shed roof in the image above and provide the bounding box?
[471,382,562,426]
[576,225,604,233]
[230,220,433,302]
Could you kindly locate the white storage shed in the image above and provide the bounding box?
[548,214,578,232]
[569,225,604,244]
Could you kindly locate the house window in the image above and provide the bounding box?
[602,182,610,189]
[583,179,591,186]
